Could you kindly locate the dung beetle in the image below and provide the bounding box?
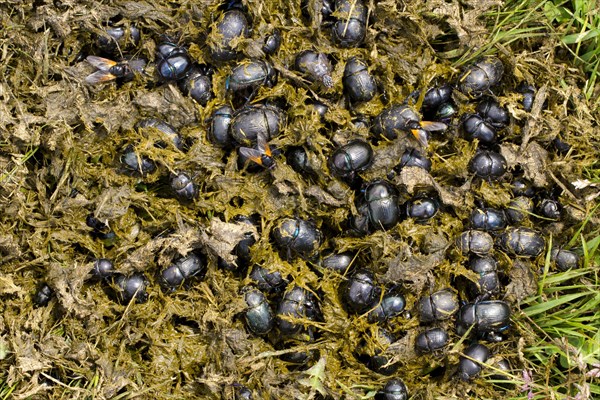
[90,258,115,281]
[468,256,500,298]
[511,179,536,197]
[263,28,281,55]
[95,24,141,54]
[210,9,250,62]
[462,114,497,144]
[395,147,432,173]
[553,135,572,154]
[343,57,377,103]
[120,146,157,176]
[33,283,53,307]
[243,286,274,335]
[469,151,507,180]
[295,50,334,88]
[418,288,459,323]
[218,215,257,271]
[435,102,458,123]
[368,292,406,323]
[476,99,509,129]
[406,196,439,223]
[310,101,329,120]
[456,300,511,338]
[415,328,449,353]
[459,56,504,98]
[233,383,253,400]
[179,67,213,105]
[342,269,382,314]
[278,336,319,366]
[363,180,401,231]
[170,172,198,202]
[505,196,534,224]
[421,84,453,115]
[372,104,446,146]
[86,214,116,242]
[159,252,206,292]
[328,140,373,179]
[136,119,184,151]
[331,0,367,47]
[356,329,398,375]
[376,378,408,400]
[111,273,149,304]
[156,42,192,81]
[209,105,234,148]
[517,83,536,112]
[249,265,287,293]
[286,147,314,176]
[551,247,579,271]
[470,207,507,231]
[272,217,322,261]
[498,227,545,258]
[276,286,321,335]
[538,198,561,221]
[320,251,356,273]
[85,56,147,85]
[456,230,494,255]
[458,343,490,380]
[230,104,285,146]
[226,59,277,93]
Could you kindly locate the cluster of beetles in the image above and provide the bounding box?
[32,0,583,398]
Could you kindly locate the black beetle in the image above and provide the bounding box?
[233,383,253,400]
[170,172,198,202]
[498,227,545,258]
[372,104,446,146]
[209,105,234,148]
[136,119,184,151]
[551,247,579,271]
[456,300,511,337]
[230,104,285,146]
[276,286,321,335]
[90,258,115,281]
[456,230,494,255]
[342,269,381,314]
[469,151,507,180]
[505,196,534,224]
[218,215,258,271]
[376,378,408,400]
[243,286,274,335]
[343,57,377,103]
[458,343,490,380]
[462,114,497,144]
[368,292,406,323]
[357,329,398,375]
[111,273,149,304]
[226,59,277,93]
[286,147,314,176]
[406,196,439,223]
[85,214,116,243]
[517,83,536,112]
[179,67,213,105]
[295,50,334,88]
[435,102,458,123]
[470,207,507,231]
[120,146,157,176]
[476,99,509,129]
[538,199,561,221]
[422,84,453,115]
[459,56,504,98]
[363,180,401,231]
[331,0,367,47]
[33,283,53,307]
[418,288,459,323]
[468,256,500,298]
[272,217,322,261]
[156,42,192,81]
[415,328,449,353]
[95,24,141,55]
[210,9,250,62]
[263,28,281,55]
[249,265,287,293]
[159,252,206,292]
[511,179,536,197]
[395,147,432,173]
[85,56,147,85]
[320,251,356,273]
[329,140,373,179]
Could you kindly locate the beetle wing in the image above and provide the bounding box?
[239,147,265,166]
[256,131,272,157]
[411,129,429,147]
[86,55,117,71]
[420,121,447,131]
[85,70,117,85]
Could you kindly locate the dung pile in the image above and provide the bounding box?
[0,0,599,399]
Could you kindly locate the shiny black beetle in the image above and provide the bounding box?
[94,24,141,55]
[459,56,504,98]
[209,105,234,148]
[243,286,274,335]
[159,252,206,292]
[210,9,250,62]
[470,207,507,231]
[456,300,511,339]
[421,84,453,116]
[469,151,507,180]
[551,247,579,271]
[368,291,406,323]
[342,269,381,314]
[249,265,287,293]
[272,217,322,261]
[320,251,356,273]
[328,140,374,179]
[468,256,500,298]
[456,230,494,255]
[226,59,277,93]
[230,104,285,146]
[356,329,398,375]
[170,172,198,202]
[376,378,408,400]
[263,28,281,55]
[476,98,510,129]
[120,146,157,176]
[90,258,115,281]
[111,273,149,304]
[498,227,545,258]
[179,67,213,105]
[415,328,449,353]
[418,288,459,322]
[538,198,561,221]
[136,118,184,151]
[362,180,401,231]
[393,147,432,175]
[276,286,321,335]
[406,196,439,223]
[295,50,334,88]
[343,57,377,103]
[156,42,192,81]
[33,283,53,307]
[458,343,490,380]
[331,0,367,47]
[505,196,534,224]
